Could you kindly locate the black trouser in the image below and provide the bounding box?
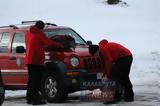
[26,64,45,102]
[109,55,134,99]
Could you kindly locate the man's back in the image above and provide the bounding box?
[25,26,46,64]
[106,42,131,60]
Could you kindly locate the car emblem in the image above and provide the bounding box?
[16,58,21,66]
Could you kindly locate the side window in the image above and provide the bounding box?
[0,32,10,53]
[12,32,25,53]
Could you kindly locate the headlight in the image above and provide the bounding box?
[70,57,79,67]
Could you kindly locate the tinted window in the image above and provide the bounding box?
[12,32,25,53]
[45,29,86,45]
[0,32,10,53]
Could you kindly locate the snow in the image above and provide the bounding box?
[0,0,160,105]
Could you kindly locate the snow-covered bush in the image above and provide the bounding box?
[107,0,120,4]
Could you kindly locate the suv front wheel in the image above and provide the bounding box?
[40,71,68,103]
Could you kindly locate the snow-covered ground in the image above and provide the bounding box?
[4,52,160,106]
[0,0,160,105]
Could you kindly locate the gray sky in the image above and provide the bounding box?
[0,0,47,25]
[0,0,91,26]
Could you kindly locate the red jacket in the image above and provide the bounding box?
[99,40,132,77]
[25,26,62,65]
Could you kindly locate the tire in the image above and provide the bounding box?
[0,85,5,105]
[40,71,68,103]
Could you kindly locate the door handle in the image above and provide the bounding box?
[9,56,16,60]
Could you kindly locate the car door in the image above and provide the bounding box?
[0,32,13,86]
[0,31,28,88]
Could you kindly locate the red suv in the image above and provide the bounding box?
[0,21,103,104]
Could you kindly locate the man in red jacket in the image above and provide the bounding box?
[98,39,134,102]
[25,21,63,105]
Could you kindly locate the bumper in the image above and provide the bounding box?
[63,69,103,92]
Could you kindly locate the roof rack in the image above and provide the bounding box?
[21,21,38,25]
[0,25,18,29]
[0,21,57,29]
[22,21,57,26]
[45,23,57,26]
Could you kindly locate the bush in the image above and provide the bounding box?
[107,0,120,4]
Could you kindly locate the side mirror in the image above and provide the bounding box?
[86,41,92,45]
[16,46,26,53]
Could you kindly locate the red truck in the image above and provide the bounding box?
[0,21,103,104]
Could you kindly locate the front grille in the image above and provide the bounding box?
[83,57,103,71]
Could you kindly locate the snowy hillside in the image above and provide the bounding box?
[0,0,160,105]
[0,0,160,54]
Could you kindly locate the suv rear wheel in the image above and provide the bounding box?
[41,71,68,103]
[0,85,5,105]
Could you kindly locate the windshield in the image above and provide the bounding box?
[44,29,86,45]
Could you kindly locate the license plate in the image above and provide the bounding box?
[97,73,103,79]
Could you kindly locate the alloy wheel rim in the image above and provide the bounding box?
[45,76,57,98]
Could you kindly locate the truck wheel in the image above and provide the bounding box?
[41,72,68,103]
[0,85,5,105]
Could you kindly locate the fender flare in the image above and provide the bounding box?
[44,60,70,85]
[44,60,67,76]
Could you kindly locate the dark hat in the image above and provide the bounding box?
[35,20,45,29]
[89,45,99,55]
[99,39,108,47]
